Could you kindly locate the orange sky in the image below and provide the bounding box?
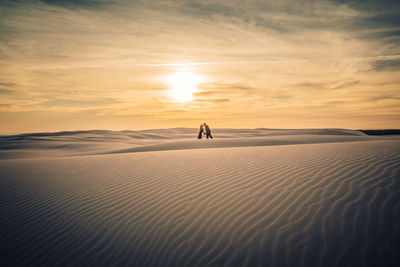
[1,0,399,133]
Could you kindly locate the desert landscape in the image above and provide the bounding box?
[1,0,400,266]
[1,128,399,266]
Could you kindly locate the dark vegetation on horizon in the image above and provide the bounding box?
[359,129,400,135]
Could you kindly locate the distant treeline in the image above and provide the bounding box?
[359,129,400,135]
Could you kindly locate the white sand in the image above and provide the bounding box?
[0,128,385,159]
[0,129,399,266]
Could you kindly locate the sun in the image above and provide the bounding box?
[165,71,202,102]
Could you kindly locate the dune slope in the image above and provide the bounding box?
[0,139,399,267]
[0,128,384,159]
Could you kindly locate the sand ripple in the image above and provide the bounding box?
[0,140,399,266]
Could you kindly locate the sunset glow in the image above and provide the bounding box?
[1,2,400,265]
[165,71,203,103]
[0,0,399,132]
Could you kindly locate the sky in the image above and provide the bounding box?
[0,0,399,133]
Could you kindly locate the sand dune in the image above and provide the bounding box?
[0,128,387,159]
[0,129,399,266]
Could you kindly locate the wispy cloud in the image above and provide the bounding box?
[39,0,108,9]
[293,80,360,90]
[372,59,400,71]
[0,0,399,131]
[0,88,14,94]
[271,95,291,100]
[195,98,230,103]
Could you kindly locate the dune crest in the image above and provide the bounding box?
[1,128,394,159]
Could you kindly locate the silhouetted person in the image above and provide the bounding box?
[203,123,213,139]
[197,125,204,139]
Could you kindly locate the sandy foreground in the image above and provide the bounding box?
[0,128,399,266]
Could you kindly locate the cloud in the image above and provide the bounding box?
[0,88,14,94]
[195,98,230,103]
[0,82,16,88]
[180,1,239,19]
[324,100,347,105]
[39,0,108,9]
[194,82,257,99]
[1,0,399,130]
[369,29,400,40]
[0,81,17,94]
[293,80,360,90]
[271,95,291,100]
[332,0,400,52]
[367,95,400,102]
[331,81,360,90]
[365,30,400,48]
[372,59,400,71]
[43,98,117,108]
[331,0,400,12]
[294,82,326,90]
[200,82,256,91]
[362,13,400,29]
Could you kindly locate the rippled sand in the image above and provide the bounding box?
[0,129,399,266]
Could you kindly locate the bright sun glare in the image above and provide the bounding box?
[165,71,202,102]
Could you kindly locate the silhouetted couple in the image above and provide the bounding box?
[198,123,213,139]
